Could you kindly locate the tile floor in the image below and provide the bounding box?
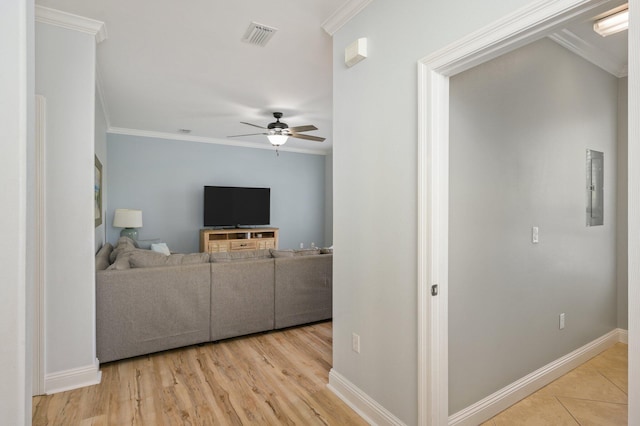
[482,343,628,425]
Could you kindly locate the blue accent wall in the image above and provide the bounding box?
[107,134,328,252]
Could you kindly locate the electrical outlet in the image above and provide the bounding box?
[559,313,565,330]
[352,333,360,353]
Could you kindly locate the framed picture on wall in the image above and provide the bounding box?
[95,155,103,227]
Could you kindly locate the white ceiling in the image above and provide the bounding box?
[549,2,628,78]
[35,0,350,153]
[34,0,627,155]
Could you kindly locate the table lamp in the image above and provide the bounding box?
[113,209,143,240]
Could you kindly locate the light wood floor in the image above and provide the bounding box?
[483,343,628,425]
[32,321,368,425]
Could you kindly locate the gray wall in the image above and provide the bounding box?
[449,39,619,413]
[107,134,328,253]
[324,153,333,246]
[332,0,534,423]
[617,77,628,329]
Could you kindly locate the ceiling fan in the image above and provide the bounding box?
[227,112,326,147]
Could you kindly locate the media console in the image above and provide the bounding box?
[199,227,279,253]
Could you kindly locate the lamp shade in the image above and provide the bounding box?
[113,209,143,228]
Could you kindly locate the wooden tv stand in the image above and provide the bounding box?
[199,227,279,253]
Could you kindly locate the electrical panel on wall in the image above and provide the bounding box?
[586,149,604,226]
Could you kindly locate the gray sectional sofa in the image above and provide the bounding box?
[95,237,332,363]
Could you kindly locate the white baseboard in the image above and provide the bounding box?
[449,328,628,426]
[45,358,102,394]
[618,328,629,344]
[328,369,406,426]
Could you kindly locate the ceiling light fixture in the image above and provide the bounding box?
[267,131,289,146]
[593,7,629,37]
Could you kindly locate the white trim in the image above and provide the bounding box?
[417,1,614,424]
[321,0,373,36]
[548,29,628,77]
[34,5,107,44]
[33,95,46,396]
[448,328,627,426]
[629,2,640,422]
[44,359,102,395]
[618,328,629,344]
[107,126,332,156]
[328,369,406,426]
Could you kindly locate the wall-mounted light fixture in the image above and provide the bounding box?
[345,38,367,67]
[593,7,629,37]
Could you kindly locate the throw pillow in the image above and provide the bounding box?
[151,242,171,256]
[135,239,161,250]
[294,248,321,256]
[269,249,295,258]
[95,242,113,271]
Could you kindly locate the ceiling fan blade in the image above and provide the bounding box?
[288,125,317,133]
[241,121,267,129]
[227,132,267,138]
[290,133,325,142]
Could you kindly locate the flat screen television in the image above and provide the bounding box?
[203,186,270,227]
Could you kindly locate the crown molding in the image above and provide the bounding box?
[322,0,373,36]
[35,5,107,44]
[548,29,628,78]
[107,127,331,156]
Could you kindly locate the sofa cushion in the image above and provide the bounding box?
[109,236,137,263]
[295,249,321,256]
[270,248,320,257]
[129,250,210,268]
[209,249,272,262]
[106,254,132,270]
[95,243,114,271]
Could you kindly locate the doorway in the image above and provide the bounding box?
[416,0,636,424]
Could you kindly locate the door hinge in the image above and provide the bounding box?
[431,284,438,296]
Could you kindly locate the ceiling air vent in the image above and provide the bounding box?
[242,22,278,47]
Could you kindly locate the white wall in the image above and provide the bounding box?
[95,90,108,252]
[0,0,32,423]
[36,21,100,382]
[448,38,618,413]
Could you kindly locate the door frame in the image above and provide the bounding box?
[416,0,633,424]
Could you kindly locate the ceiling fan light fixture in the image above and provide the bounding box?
[593,7,629,37]
[267,133,289,146]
